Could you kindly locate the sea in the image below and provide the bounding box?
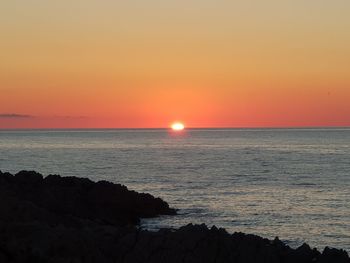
[0,128,349,252]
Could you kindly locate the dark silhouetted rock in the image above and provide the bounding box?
[0,170,349,263]
[0,170,176,227]
[320,247,350,263]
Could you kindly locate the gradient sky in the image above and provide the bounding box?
[1,0,350,128]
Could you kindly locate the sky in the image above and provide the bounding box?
[1,0,350,128]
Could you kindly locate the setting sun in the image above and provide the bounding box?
[171,122,185,131]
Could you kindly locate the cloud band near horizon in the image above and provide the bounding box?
[0,114,33,118]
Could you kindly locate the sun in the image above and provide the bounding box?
[171,122,185,131]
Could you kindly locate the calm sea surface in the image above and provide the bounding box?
[0,128,349,251]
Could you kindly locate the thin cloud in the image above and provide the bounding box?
[0,114,88,119]
[0,113,34,118]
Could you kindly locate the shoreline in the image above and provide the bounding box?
[0,170,349,263]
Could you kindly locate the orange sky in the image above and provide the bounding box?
[1,1,350,128]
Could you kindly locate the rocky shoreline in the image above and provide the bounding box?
[0,170,349,263]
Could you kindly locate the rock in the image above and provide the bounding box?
[15,170,43,184]
[0,170,176,227]
[319,247,350,263]
[0,170,349,263]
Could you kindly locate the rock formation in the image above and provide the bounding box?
[0,170,349,263]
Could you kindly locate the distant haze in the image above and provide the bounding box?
[1,1,350,128]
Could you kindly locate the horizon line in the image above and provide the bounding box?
[1,125,350,131]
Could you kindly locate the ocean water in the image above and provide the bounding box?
[0,128,349,251]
